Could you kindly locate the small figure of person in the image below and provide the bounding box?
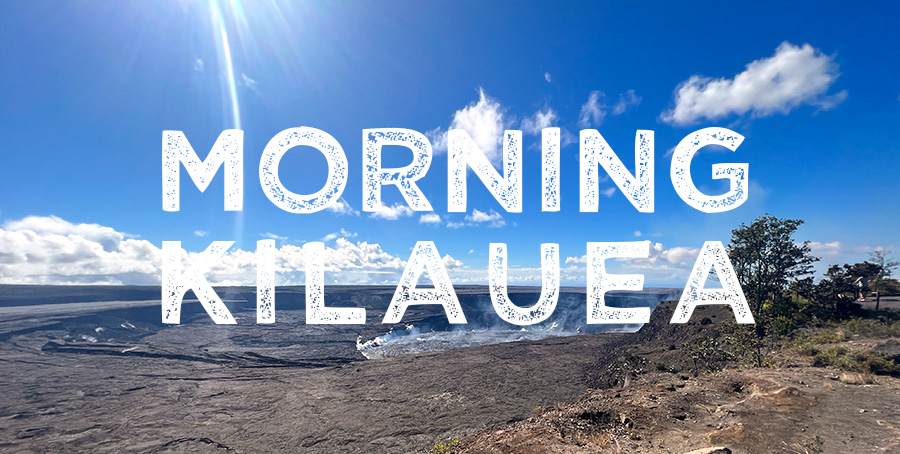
[854,276,869,301]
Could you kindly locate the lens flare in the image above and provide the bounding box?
[209,1,244,245]
[210,2,241,132]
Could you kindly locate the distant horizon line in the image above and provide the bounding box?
[0,283,683,290]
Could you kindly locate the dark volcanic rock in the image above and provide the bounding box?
[0,285,672,453]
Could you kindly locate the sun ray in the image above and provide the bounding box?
[209,1,244,246]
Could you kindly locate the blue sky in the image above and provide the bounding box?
[0,0,897,286]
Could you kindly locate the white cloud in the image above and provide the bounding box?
[612,89,641,115]
[442,254,464,270]
[0,216,162,285]
[444,209,508,229]
[241,73,261,95]
[428,88,508,163]
[425,127,447,153]
[564,255,587,265]
[0,216,740,286]
[806,241,886,257]
[445,264,577,285]
[4,216,130,252]
[651,245,701,266]
[577,90,606,128]
[269,238,408,285]
[601,187,616,198]
[0,215,415,285]
[621,243,701,285]
[560,128,577,147]
[465,209,506,228]
[0,216,744,287]
[808,241,842,256]
[633,230,643,238]
[261,232,288,242]
[418,213,442,225]
[578,90,640,127]
[635,242,700,267]
[661,42,846,125]
[322,228,357,242]
[565,242,699,268]
[369,202,414,220]
[663,146,677,159]
[193,58,204,73]
[325,198,360,216]
[544,72,552,82]
[561,243,700,284]
[193,230,209,237]
[520,107,557,135]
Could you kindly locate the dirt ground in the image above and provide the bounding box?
[449,300,900,454]
[450,367,900,454]
[2,287,898,453]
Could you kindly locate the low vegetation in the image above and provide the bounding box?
[429,438,460,454]
[625,215,900,379]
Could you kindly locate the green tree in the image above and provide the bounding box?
[725,215,819,365]
[810,265,856,319]
[869,249,900,278]
[846,261,882,288]
[727,215,818,314]
[868,249,900,295]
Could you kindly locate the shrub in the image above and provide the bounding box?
[841,317,900,339]
[430,438,460,454]
[813,346,900,375]
[773,315,795,336]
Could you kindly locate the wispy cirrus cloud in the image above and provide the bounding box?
[240,73,262,96]
[578,89,641,128]
[261,232,288,242]
[578,91,606,128]
[612,89,641,115]
[520,107,557,135]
